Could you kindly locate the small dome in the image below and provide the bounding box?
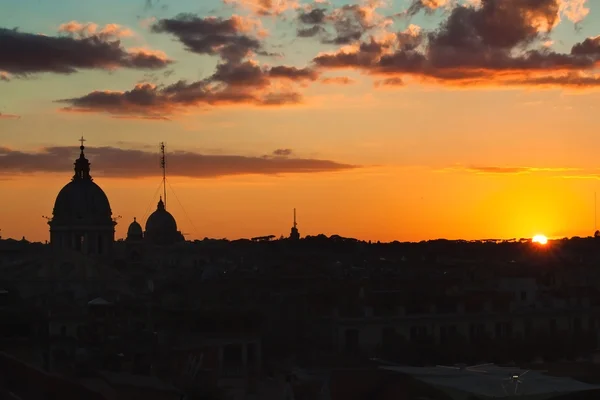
[144,198,183,245]
[127,217,143,241]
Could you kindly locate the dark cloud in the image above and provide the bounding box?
[151,14,272,64]
[374,77,404,87]
[268,65,319,81]
[297,25,326,38]
[571,36,600,56]
[272,148,293,157]
[298,8,328,24]
[404,0,449,17]
[296,3,384,44]
[57,59,317,118]
[0,27,172,76]
[56,76,304,118]
[311,0,600,88]
[0,146,357,178]
[210,62,318,87]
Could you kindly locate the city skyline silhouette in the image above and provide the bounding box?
[2,0,600,243]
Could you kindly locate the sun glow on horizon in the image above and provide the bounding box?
[532,234,548,245]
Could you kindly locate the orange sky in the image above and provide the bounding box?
[2,0,600,242]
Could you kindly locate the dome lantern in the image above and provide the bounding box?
[73,136,92,181]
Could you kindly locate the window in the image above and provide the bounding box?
[524,319,532,337]
[345,329,359,353]
[440,325,457,344]
[410,326,427,341]
[469,323,485,340]
[495,322,512,338]
[75,235,83,251]
[247,343,256,363]
[381,326,395,350]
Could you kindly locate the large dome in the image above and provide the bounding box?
[53,179,112,223]
[51,144,113,225]
[48,140,116,257]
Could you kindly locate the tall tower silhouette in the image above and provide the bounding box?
[290,208,300,240]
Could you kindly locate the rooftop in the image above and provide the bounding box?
[381,364,600,399]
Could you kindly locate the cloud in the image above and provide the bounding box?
[151,14,273,64]
[404,0,451,17]
[272,148,293,156]
[310,0,600,88]
[0,113,20,119]
[56,59,317,117]
[571,35,600,56]
[0,26,172,76]
[223,0,300,16]
[559,0,590,24]
[296,1,390,44]
[374,77,404,87]
[441,165,581,175]
[53,84,298,117]
[58,21,134,39]
[320,76,355,84]
[0,146,357,178]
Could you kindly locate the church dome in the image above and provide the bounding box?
[144,197,183,245]
[127,217,143,241]
[52,143,113,225]
[49,138,116,257]
[145,198,177,233]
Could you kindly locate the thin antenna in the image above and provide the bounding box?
[160,142,167,210]
[595,191,597,232]
[293,208,297,229]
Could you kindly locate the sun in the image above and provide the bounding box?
[532,234,548,245]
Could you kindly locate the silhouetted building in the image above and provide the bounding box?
[144,197,184,246]
[126,217,143,242]
[290,208,300,241]
[48,139,116,257]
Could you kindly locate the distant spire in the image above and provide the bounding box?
[160,142,167,210]
[73,136,91,181]
[290,208,300,240]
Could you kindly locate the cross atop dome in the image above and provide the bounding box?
[73,137,91,181]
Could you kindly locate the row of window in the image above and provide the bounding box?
[343,317,596,352]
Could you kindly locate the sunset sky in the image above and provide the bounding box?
[1,0,600,243]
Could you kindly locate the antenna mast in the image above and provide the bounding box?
[293,208,297,229]
[595,191,597,232]
[160,142,167,210]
